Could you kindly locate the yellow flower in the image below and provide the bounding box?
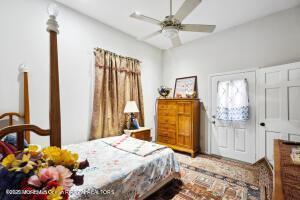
[20,145,41,160]
[47,186,64,200]
[61,150,78,167]
[2,154,36,174]
[10,154,36,174]
[42,146,78,167]
[29,145,39,152]
[1,154,16,168]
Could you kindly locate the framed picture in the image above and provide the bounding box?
[174,76,198,98]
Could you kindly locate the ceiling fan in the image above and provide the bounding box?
[130,0,216,48]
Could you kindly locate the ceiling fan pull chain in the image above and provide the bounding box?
[170,0,172,16]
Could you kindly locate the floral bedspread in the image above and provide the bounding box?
[64,136,180,200]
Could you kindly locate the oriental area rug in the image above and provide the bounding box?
[147,153,260,200]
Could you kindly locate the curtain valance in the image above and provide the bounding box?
[94,48,141,74]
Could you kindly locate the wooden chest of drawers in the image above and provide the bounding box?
[156,99,200,157]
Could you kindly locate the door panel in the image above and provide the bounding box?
[217,126,228,148]
[265,71,281,84]
[288,86,300,121]
[177,102,192,148]
[234,128,246,152]
[210,71,256,163]
[265,88,281,119]
[257,62,300,164]
[177,115,192,147]
[288,68,300,81]
[177,102,192,114]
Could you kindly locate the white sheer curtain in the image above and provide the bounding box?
[215,79,249,121]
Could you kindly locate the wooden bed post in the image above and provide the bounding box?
[47,12,61,147]
[21,66,30,143]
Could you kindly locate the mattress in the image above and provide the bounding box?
[64,136,180,200]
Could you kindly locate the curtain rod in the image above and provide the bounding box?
[93,47,142,63]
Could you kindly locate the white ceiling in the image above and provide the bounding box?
[56,0,300,49]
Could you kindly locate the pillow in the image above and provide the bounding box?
[3,134,29,148]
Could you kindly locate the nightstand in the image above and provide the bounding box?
[124,127,152,142]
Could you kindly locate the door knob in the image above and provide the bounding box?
[260,122,265,127]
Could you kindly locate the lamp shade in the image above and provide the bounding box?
[124,101,139,113]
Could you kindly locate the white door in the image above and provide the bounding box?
[257,62,300,164]
[210,71,256,163]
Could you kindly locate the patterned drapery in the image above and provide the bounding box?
[90,48,144,139]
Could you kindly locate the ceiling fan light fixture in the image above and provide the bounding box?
[162,26,178,38]
[134,11,141,16]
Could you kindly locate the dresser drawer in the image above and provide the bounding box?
[158,109,177,116]
[131,130,152,142]
[124,128,152,142]
[157,128,176,138]
[158,116,176,124]
[157,129,168,137]
[157,123,176,132]
[157,136,175,145]
[158,102,177,110]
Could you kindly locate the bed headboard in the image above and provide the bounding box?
[0,14,61,150]
[0,68,30,143]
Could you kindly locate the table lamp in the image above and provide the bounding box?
[124,101,139,130]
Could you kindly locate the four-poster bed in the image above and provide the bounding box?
[0,11,61,150]
[0,6,180,200]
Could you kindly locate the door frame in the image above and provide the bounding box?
[208,68,258,159]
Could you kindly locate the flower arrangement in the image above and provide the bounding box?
[0,145,89,200]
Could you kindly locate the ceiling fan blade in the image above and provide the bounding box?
[130,12,162,25]
[181,24,216,33]
[171,35,182,47]
[174,0,201,22]
[138,30,162,40]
